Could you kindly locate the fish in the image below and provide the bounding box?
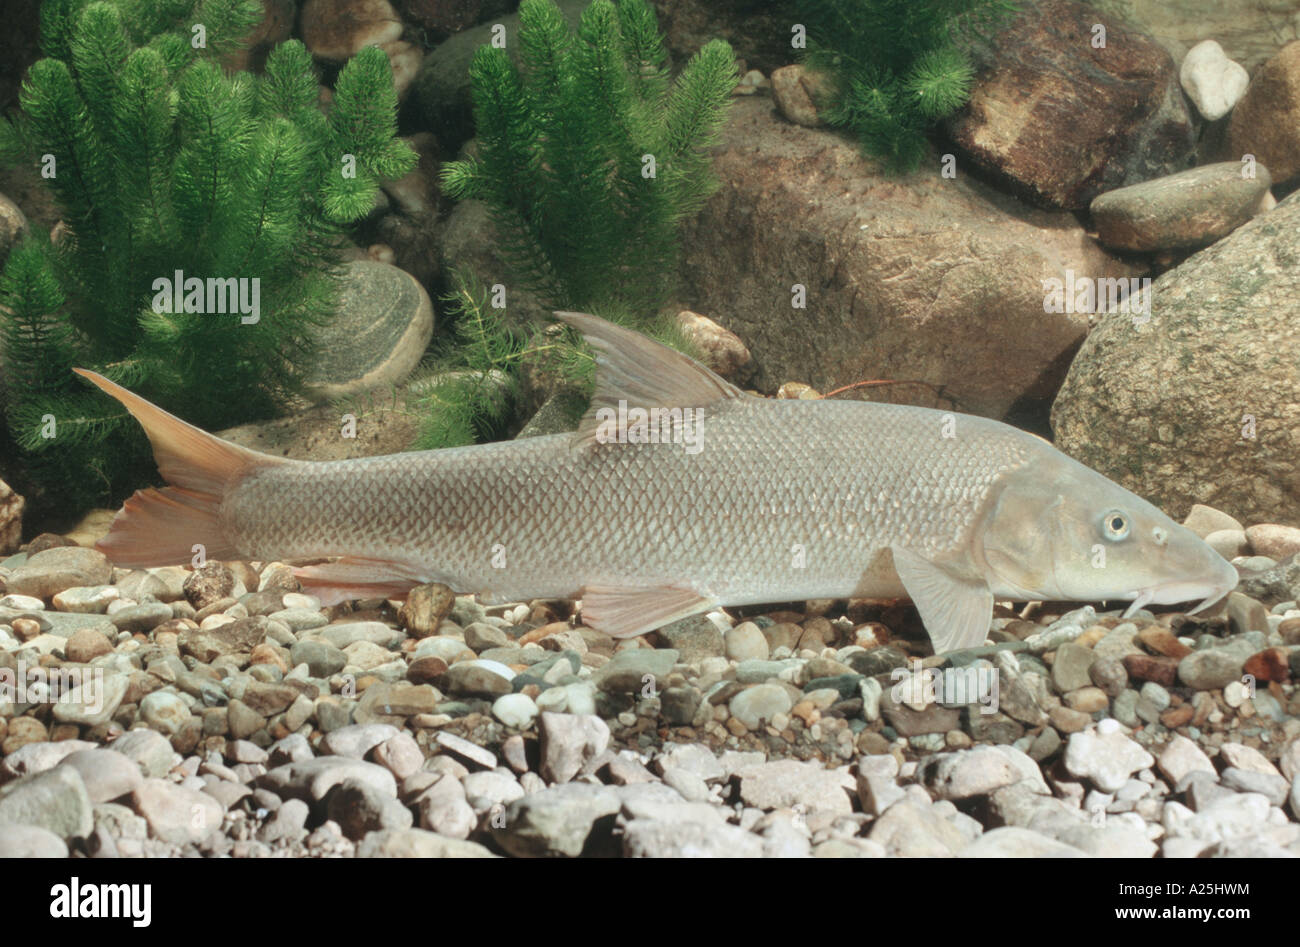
[75,311,1239,654]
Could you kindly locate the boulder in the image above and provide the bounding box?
[1053,189,1300,523]
[302,260,435,403]
[676,95,1134,420]
[946,0,1195,210]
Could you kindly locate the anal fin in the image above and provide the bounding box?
[579,584,718,638]
[292,556,428,606]
[890,547,994,654]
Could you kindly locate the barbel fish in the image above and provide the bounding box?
[76,311,1238,653]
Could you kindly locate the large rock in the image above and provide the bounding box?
[677,95,1134,420]
[946,0,1195,210]
[1053,189,1300,523]
[1089,162,1272,251]
[1228,41,1300,185]
[302,260,435,403]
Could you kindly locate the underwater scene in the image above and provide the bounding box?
[1,0,1299,876]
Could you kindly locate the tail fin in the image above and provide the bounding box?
[73,369,283,567]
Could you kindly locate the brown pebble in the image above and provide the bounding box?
[1278,618,1300,646]
[64,627,112,663]
[405,655,449,684]
[11,618,42,641]
[1075,625,1108,648]
[519,621,570,646]
[1064,686,1109,714]
[1161,704,1194,728]
[1050,706,1092,733]
[1243,647,1290,683]
[1137,626,1192,659]
[1122,653,1179,686]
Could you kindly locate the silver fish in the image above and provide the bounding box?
[78,311,1238,653]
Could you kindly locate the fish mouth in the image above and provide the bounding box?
[1120,578,1236,619]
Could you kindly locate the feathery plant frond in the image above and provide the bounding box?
[795,0,1017,173]
[0,0,413,514]
[441,0,738,314]
[427,0,731,448]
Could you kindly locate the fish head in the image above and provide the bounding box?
[975,450,1238,617]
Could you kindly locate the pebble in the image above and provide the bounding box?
[1179,39,1249,121]
[1064,727,1156,793]
[492,693,539,728]
[725,621,769,661]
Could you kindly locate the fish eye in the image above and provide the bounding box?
[1102,510,1130,541]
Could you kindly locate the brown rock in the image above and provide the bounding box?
[770,64,828,128]
[1123,653,1180,686]
[301,0,404,61]
[1227,41,1300,184]
[5,546,111,599]
[0,477,24,555]
[64,628,112,664]
[1279,618,1300,646]
[674,310,753,383]
[239,681,299,716]
[1244,523,1300,560]
[406,655,449,684]
[178,617,269,662]
[398,583,454,638]
[1161,704,1194,728]
[947,0,1194,210]
[1137,626,1192,659]
[881,694,960,736]
[224,0,295,72]
[1090,162,1272,252]
[1243,648,1290,683]
[183,563,236,610]
[519,622,570,646]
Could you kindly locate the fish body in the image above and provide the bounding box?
[79,312,1238,653]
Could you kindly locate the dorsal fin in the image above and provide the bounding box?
[552,311,746,445]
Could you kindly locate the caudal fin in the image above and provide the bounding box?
[73,369,282,567]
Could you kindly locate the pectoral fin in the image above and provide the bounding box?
[579,584,719,638]
[890,547,994,654]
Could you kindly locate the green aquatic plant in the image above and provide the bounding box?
[420,0,730,450]
[794,0,1017,172]
[440,0,739,314]
[0,0,414,512]
[409,267,697,450]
